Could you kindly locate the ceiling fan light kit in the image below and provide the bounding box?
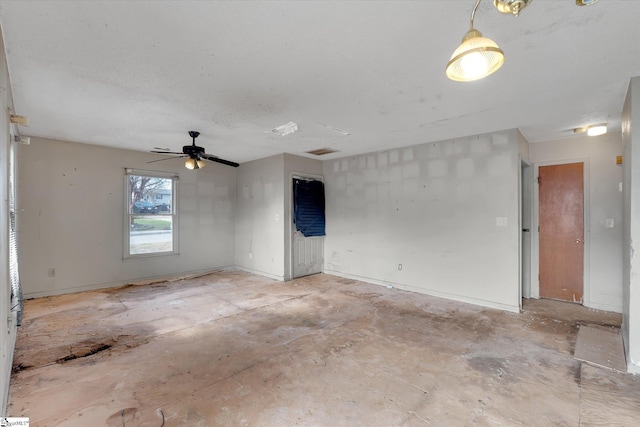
[185,157,206,170]
[576,0,599,6]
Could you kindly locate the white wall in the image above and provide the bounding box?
[323,130,521,312]
[518,129,531,163]
[234,153,323,281]
[235,154,286,280]
[0,27,16,416]
[530,133,624,312]
[17,137,236,298]
[622,77,640,373]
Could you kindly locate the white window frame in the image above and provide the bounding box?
[124,168,179,259]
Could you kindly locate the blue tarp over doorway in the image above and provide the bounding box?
[293,178,325,237]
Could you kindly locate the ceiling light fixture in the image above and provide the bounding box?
[576,0,599,6]
[446,0,505,82]
[587,124,607,136]
[573,123,607,136]
[493,0,532,17]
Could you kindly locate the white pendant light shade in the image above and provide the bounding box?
[196,159,206,169]
[446,28,505,82]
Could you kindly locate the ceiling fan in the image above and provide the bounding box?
[150,131,239,169]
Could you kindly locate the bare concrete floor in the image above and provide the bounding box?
[8,271,640,426]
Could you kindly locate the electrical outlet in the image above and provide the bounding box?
[48,268,56,277]
[496,217,508,227]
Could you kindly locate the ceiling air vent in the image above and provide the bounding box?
[306,148,339,156]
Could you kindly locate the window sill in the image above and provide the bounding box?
[123,251,180,262]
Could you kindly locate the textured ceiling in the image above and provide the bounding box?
[0,0,639,164]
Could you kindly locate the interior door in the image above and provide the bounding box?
[292,230,324,278]
[539,163,584,303]
[292,177,324,278]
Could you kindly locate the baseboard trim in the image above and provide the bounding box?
[234,266,285,282]
[323,269,520,314]
[22,266,236,299]
[583,300,623,314]
[627,357,640,375]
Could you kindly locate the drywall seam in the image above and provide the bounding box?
[324,269,520,314]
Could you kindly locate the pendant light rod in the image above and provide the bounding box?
[470,0,482,29]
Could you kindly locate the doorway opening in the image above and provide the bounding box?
[521,159,532,308]
[290,175,325,279]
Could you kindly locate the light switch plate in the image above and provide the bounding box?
[606,218,615,228]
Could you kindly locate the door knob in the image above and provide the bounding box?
[575,239,583,244]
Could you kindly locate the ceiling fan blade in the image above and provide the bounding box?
[200,153,240,168]
[150,150,184,155]
[147,155,187,164]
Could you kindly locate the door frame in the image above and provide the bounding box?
[286,171,324,281]
[531,158,590,305]
[519,158,532,310]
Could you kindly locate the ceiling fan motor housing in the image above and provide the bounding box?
[183,145,205,156]
[184,130,204,157]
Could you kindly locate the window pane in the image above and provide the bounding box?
[129,175,172,214]
[129,214,173,255]
[126,172,175,257]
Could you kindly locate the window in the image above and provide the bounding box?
[125,169,178,257]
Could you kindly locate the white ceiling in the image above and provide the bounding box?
[0,0,639,165]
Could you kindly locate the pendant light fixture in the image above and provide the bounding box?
[576,0,599,5]
[446,0,505,82]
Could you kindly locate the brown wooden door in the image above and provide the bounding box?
[539,163,584,303]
